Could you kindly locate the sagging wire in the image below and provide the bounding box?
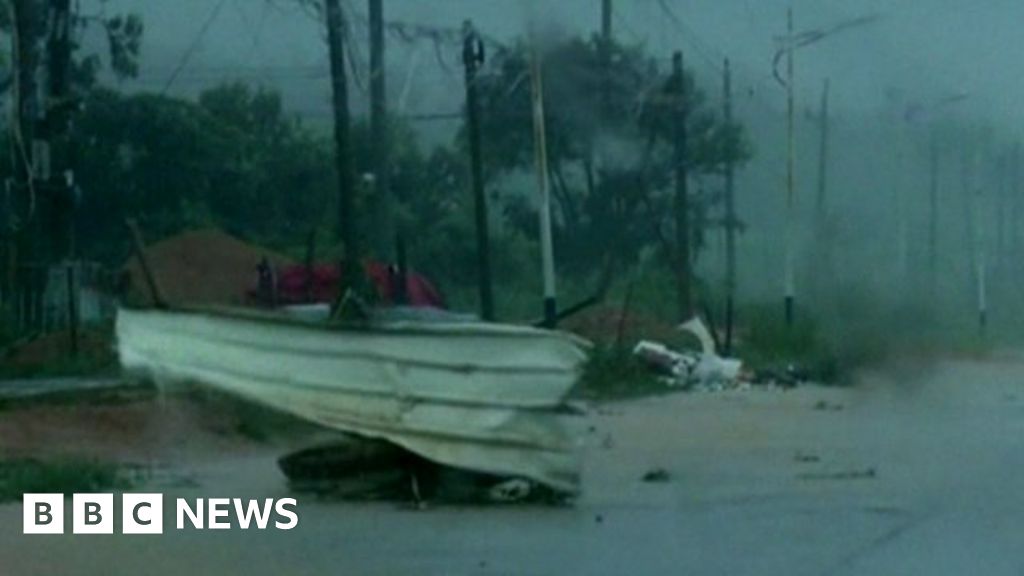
[162,0,230,95]
[655,0,723,74]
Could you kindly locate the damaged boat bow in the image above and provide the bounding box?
[116,307,589,493]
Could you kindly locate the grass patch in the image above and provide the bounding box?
[0,458,145,504]
[0,327,118,381]
[0,383,156,413]
[576,344,669,400]
[738,304,844,383]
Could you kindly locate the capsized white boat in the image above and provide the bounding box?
[116,306,590,492]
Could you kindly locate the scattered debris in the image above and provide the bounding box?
[751,365,803,389]
[813,400,844,412]
[641,468,671,483]
[864,505,905,517]
[279,438,569,505]
[798,467,876,481]
[631,317,745,391]
[488,479,533,502]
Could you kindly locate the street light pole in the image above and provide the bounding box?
[784,8,795,326]
[772,9,879,327]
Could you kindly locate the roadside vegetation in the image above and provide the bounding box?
[0,459,144,504]
[0,326,118,380]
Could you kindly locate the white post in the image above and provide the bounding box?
[531,44,557,327]
[784,7,796,326]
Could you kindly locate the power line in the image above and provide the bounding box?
[655,0,724,73]
[161,0,230,95]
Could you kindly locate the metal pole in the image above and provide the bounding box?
[462,21,495,321]
[723,58,736,355]
[531,44,558,328]
[784,7,796,326]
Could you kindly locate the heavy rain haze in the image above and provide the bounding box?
[4,1,1024,575]
[88,0,1024,332]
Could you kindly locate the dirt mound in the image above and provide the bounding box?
[562,304,679,346]
[4,330,114,371]
[122,228,293,307]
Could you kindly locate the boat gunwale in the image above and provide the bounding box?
[125,320,583,376]
[119,305,593,349]
[121,341,582,412]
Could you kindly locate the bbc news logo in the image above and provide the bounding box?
[23,494,298,534]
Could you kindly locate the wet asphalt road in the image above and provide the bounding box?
[3,356,1024,575]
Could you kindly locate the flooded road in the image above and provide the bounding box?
[3,356,1024,575]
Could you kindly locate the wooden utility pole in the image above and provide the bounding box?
[1012,143,1021,269]
[10,0,42,330]
[324,0,359,283]
[784,7,796,327]
[672,51,692,321]
[46,0,78,352]
[722,58,737,355]
[600,0,612,113]
[531,43,558,328]
[462,20,494,321]
[368,0,393,261]
[815,78,830,216]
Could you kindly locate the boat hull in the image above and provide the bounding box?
[116,307,588,492]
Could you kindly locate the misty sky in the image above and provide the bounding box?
[83,0,1023,128]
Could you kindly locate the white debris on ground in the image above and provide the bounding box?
[631,317,746,392]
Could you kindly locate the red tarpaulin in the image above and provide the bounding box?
[270,262,445,309]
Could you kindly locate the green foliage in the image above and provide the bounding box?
[0,458,142,503]
[71,83,335,262]
[102,13,144,79]
[467,34,752,279]
[578,344,666,400]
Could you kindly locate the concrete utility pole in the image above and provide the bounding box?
[784,8,795,327]
[815,78,830,217]
[996,151,1007,273]
[772,8,878,326]
[928,136,939,296]
[462,20,494,321]
[722,58,737,355]
[368,0,393,261]
[672,51,692,321]
[1012,143,1021,266]
[324,0,359,282]
[602,0,612,40]
[531,44,558,328]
